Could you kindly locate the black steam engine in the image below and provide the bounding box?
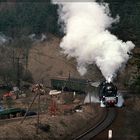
[99,81,118,107]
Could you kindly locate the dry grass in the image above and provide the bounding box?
[0,104,102,140]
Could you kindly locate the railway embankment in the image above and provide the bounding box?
[0,104,104,140]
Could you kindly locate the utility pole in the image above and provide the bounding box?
[16,57,25,89]
[68,71,71,80]
[68,71,71,92]
[21,84,45,134]
[37,91,41,134]
[16,57,20,89]
[11,48,25,90]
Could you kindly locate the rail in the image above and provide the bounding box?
[73,108,117,140]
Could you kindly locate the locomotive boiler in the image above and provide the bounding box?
[99,81,118,107]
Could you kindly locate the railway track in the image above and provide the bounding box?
[0,107,117,140]
[73,108,117,140]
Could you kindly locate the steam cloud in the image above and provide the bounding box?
[116,92,124,107]
[84,92,99,104]
[53,1,135,81]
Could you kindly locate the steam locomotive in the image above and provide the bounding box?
[99,81,118,107]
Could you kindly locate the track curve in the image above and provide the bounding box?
[73,108,117,140]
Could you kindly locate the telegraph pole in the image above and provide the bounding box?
[16,57,20,89]
[68,71,71,91]
[14,56,25,92]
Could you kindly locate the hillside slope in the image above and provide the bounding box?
[28,35,81,86]
[28,35,103,86]
[28,35,139,90]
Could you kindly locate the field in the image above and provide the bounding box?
[0,89,104,140]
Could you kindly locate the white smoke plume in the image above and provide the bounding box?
[116,92,124,107]
[53,1,135,81]
[84,92,99,104]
